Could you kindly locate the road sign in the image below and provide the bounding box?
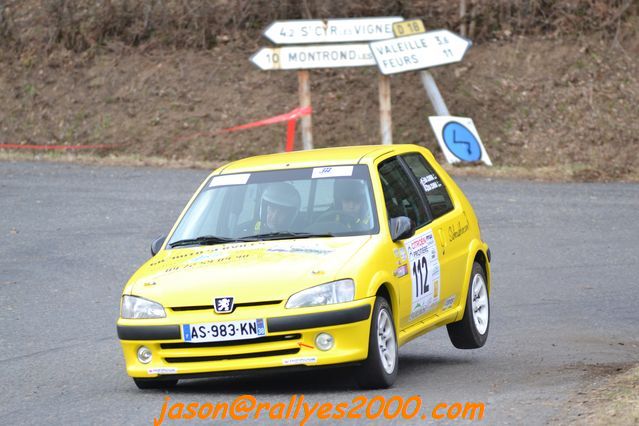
[250,44,376,70]
[428,116,492,166]
[369,29,471,75]
[263,17,403,45]
[392,19,425,37]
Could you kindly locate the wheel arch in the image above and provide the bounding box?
[375,283,394,307]
[456,239,491,321]
[473,249,491,293]
[367,272,399,328]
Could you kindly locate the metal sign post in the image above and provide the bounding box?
[419,70,450,116]
[378,75,392,145]
[390,21,451,118]
[298,71,313,150]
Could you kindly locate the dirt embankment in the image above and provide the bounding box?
[559,363,639,425]
[0,2,638,181]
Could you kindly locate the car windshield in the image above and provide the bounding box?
[168,165,379,247]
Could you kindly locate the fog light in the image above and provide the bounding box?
[315,333,334,351]
[137,346,152,364]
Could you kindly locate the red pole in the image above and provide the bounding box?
[285,119,297,152]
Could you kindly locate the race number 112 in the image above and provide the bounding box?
[413,256,429,297]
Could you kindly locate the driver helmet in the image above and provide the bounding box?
[334,179,367,207]
[260,182,301,229]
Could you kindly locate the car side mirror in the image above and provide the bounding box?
[151,235,167,256]
[390,216,416,242]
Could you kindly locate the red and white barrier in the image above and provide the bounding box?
[0,143,115,151]
[178,106,312,152]
[0,106,313,153]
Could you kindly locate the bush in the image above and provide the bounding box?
[1,0,637,52]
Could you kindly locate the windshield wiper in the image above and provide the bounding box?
[240,231,335,241]
[169,235,240,248]
[170,232,336,247]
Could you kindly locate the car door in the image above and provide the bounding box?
[377,156,436,330]
[402,152,471,316]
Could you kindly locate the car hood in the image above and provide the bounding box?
[129,236,371,307]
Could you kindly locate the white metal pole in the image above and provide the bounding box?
[420,70,450,116]
[298,70,313,150]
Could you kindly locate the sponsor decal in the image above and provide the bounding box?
[282,357,318,366]
[394,264,408,278]
[419,174,443,193]
[148,368,177,375]
[405,230,441,320]
[443,295,456,310]
[267,242,333,255]
[311,166,354,178]
[448,220,469,242]
[209,174,251,187]
[393,247,407,262]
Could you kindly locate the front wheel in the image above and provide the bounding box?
[356,296,398,389]
[447,262,490,349]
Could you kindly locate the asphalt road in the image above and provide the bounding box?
[1,161,638,425]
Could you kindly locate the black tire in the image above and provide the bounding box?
[356,296,398,389]
[133,378,178,390]
[447,262,490,349]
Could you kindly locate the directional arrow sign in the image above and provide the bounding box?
[369,29,471,75]
[250,44,376,70]
[263,17,403,44]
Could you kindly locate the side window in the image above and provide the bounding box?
[403,153,454,219]
[378,157,428,227]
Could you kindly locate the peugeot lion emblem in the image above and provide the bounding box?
[214,296,234,314]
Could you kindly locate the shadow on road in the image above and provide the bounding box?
[143,354,474,395]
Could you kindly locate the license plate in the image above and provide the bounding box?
[182,319,266,343]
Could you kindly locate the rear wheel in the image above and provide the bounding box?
[357,296,398,389]
[447,262,490,349]
[133,378,178,390]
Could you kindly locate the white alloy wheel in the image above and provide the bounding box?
[377,308,397,374]
[447,261,489,349]
[471,273,489,335]
[357,297,398,389]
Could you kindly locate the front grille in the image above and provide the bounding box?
[164,348,300,363]
[160,333,301,349]
[170,300,282,312]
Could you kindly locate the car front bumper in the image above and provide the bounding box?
[117,298,374,379]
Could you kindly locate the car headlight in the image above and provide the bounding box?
[286,279,355,308]
[120,295,166,319]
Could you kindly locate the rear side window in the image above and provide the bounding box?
[403,153,454,219]
[378,157,428,227]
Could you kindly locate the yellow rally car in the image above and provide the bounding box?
[117,144,491,389]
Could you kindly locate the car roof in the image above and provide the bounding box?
[216,144,423,174]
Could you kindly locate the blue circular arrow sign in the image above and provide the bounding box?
[442,121,481,162]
